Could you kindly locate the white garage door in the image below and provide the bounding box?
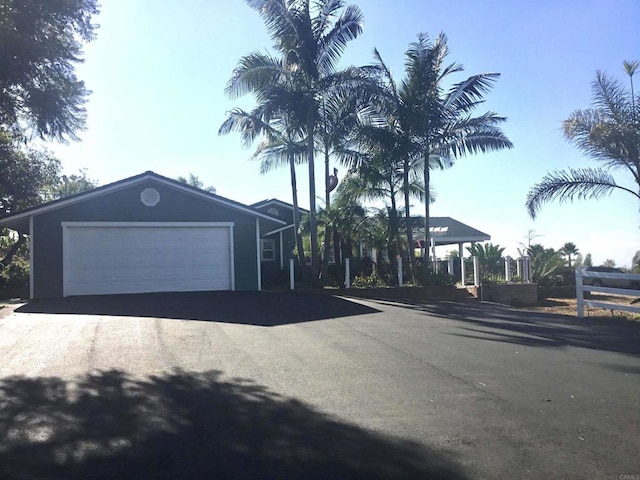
[62,222,234,296]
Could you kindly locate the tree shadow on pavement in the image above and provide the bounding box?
[365,299,640,357]
[15,291,380,326]
[0,370,468,480]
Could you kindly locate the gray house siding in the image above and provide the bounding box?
[31,180,260,298]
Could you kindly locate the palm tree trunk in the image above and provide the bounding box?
[403,157,415,283]
[424,151,431,283]
[321,147,331,282]
[389,181,400,286]
[307,120,320,286]
[289,154,307,280]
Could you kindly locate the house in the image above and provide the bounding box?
[251,199,308,270]
[0,171,287,298]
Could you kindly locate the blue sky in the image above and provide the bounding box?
[45,0,640,267]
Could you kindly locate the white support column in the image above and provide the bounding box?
[473,256,480,287]
[29,216,34,299]
[345,257,351,289]
[397,255,403,286]
[255,218,262,291]
[279,231,284,269]
[517,257,523,279]
[431,235,436,268]
[522,256,531,283]
[290,258,295,290]
[460,256,466,286]
[576,267,584,317]
[448,257,454,275]
[505,257,512,283]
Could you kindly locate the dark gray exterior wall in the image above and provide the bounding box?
[32,180,260,298]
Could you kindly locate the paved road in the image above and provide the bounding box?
[0,292,638,479]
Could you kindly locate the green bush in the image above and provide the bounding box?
[416,270,456,287]
[352,273,385,288]
[0,257,29,298]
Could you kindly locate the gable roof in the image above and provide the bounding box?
[251,198,310,214]
[0,171,286,233]
[410,216,490,245]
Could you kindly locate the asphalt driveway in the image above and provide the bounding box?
[0,292,638,479]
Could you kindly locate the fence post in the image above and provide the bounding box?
[516,257,522,279]
[576,267,584,317]
[524,256,531,283]
[397,255,403,286]
[505,257,512,283]
[345,257,351,289]
[460,256,466,286]
[290,258,295,290]
[473,256,480,287]
[448,257,454,276]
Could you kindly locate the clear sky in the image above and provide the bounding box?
[45,0,640,267]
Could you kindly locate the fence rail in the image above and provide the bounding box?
[576,268,640,317]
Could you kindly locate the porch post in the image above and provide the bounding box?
[255,218,262,291]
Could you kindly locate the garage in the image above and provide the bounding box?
[0,171,286,298]
[62,222,234,296]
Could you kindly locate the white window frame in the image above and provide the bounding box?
[261,239,276,262]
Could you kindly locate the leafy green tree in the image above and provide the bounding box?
[0,0,99,139]
[0,133,62,266]
[0,133,60,215]
[559,242,579,268]
[632,250,640,273]
[573,253,584,269]
[583,253,593,267]
[51,169,97,199]
[526,62,640,218]
[602,259,616,268]
[227,0,364,284]
[176,173,216,194]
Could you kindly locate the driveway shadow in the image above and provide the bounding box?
[0,369,468,480]
[15,291,380,326]
[361,299,640,357]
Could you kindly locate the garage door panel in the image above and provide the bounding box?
[63,224,234,296]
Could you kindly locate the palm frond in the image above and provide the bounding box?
[525,167,640,219]
[443,73,500,112]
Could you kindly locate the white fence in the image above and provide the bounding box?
[575,268,640,317]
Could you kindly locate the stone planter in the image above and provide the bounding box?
[467,283,538,305]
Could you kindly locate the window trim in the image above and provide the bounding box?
[261,239,276,262]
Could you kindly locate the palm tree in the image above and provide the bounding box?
[398,33,513,281]
[219,107,308,271]
[466,242,505,275]
[559,241,579,268]
[229,0,365,283]
[526,63,640,218]
[624,60,638,117]
[527,244,566,285]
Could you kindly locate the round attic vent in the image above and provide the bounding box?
[267,207,279,217]
[141,188,160,206]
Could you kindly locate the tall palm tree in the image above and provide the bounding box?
[559,241,579,268]
[398,33,513,281]
[624,60,638,117]
[219,107,308,271]
[526,64,640,218]
[229,0,364,283]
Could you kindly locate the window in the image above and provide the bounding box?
[261,239,276,261]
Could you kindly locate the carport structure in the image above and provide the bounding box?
[411,216,491,259]
[0,171,285,298]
